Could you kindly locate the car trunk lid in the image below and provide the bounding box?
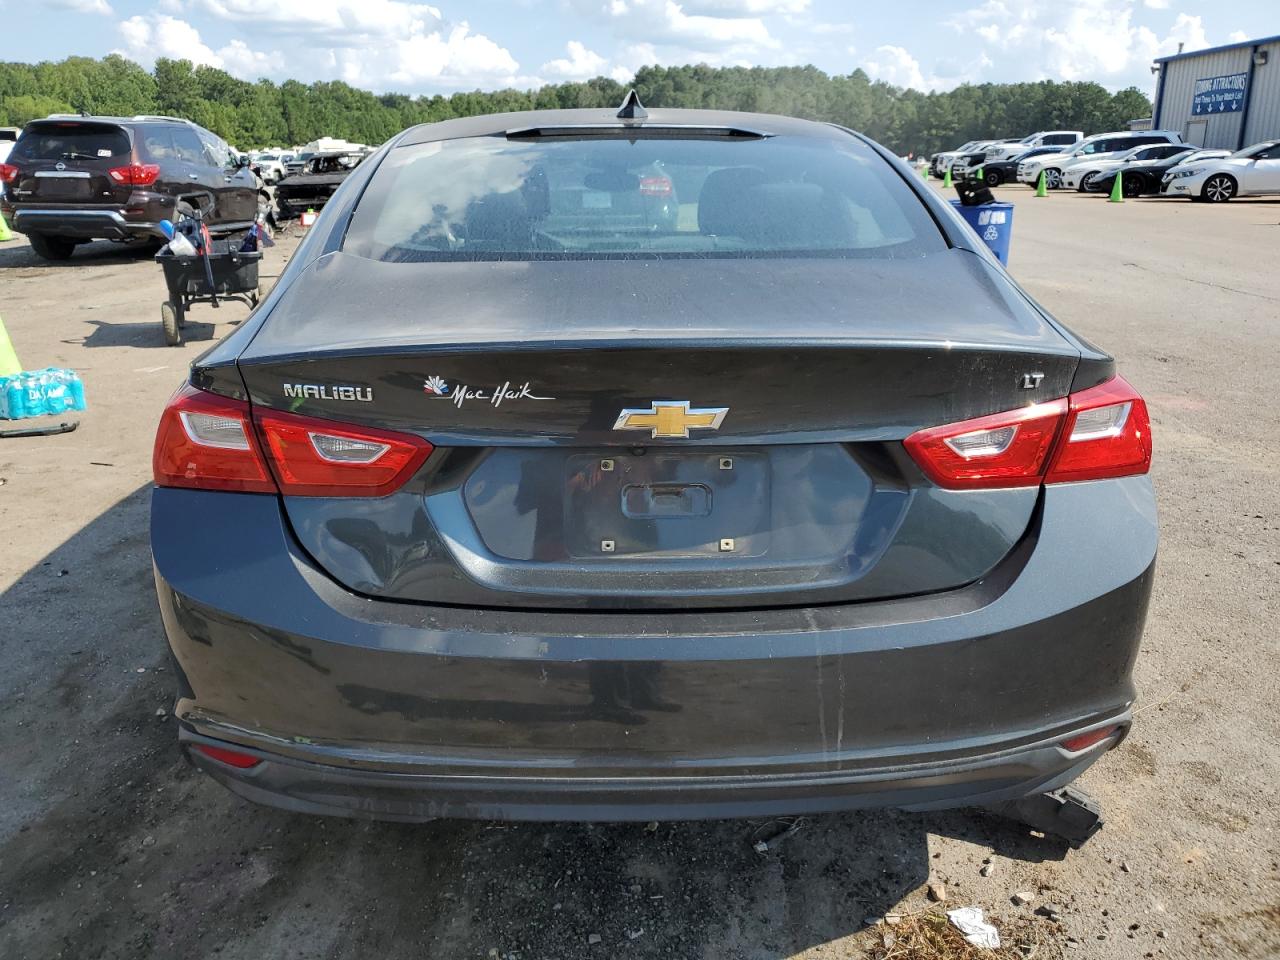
[236,249,1079,610]
[8,120,134,205]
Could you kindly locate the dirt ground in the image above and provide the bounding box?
[0,187,1277,960]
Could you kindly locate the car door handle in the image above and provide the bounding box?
[188,173,199,179]
[224,177,234,183]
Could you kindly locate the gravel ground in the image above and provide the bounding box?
[0,187,1277,960]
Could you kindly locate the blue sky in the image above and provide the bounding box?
[11,0,1276,97]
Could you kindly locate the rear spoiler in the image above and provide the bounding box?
[504,123,771,141]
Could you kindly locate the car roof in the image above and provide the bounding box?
[397,107,850,146]
[37,114,194,126]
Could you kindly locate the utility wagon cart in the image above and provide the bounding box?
[155,238,263,346]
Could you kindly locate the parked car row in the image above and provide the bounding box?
[935,127,1280,203]
[931,130,1083,179]
[1013,130,1185,189]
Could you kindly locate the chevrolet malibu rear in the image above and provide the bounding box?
[151,108,1156,823]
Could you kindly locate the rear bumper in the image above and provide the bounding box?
[182,720,1128,822]
[152,476,1157,822]
[7,207,162,240]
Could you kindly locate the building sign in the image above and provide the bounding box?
[1192,73,1248,115]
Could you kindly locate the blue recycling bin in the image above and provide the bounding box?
[949,200,1014,265]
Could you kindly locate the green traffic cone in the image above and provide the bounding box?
[0,314,22,377]
[942,166,952,188]
[0,212,13,242]
[919,164,928,181]
[975,165,985,183]
[1035,170,1048,197]
[1109,171,1124,203]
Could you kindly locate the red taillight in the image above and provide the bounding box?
[639,175,673,197]
[193,744,261,768]
[107,162,160,186]
[0,163,18,184]
[255,408,433,498]
[153,384,276,493]
[1044,376,1151,483]
[904,376,1151,490]
[154,384,434,497]
[1060,725,1121,752]
[904,398,1068,489]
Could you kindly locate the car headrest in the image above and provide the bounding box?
[701,172,856,248]
[697,167,768,237]
[463,192,532,251]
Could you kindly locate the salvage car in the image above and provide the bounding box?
[0,114,259,260]
[1161,140,1280,201]
[152,102,1156,830]
[274,150,364,220]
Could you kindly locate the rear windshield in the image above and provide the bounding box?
[11,123,130,163]
[344,133,944,262]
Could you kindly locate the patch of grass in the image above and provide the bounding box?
[865,911,1064,960]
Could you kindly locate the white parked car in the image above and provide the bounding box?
[930,140,984,177]
[1017,131,1184,189]
[930,139,1020,177]
[0,127,18,165]
[1161,140,1280,202]
[1061,143,1196,192]
[253,152,288,184]
[982,130,1083,164]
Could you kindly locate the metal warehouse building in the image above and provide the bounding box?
[1152,35,1280,150]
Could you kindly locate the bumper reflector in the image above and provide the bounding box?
[1059,726,1120,753]
[193,744,262,768]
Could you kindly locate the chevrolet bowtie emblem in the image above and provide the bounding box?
[612,400,729,439]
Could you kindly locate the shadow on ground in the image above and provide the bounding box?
[0,487,1070,960]
[78,317,220,348]
[0,237,159,269]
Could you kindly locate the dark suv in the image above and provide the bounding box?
[0,114,258,261]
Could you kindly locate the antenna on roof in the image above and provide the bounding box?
[616,89,648,121]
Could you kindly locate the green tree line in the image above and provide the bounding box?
[0,55,1152,158]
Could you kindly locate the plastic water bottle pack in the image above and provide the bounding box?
[0,368,87,419]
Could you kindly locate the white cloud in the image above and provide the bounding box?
[1142,0,1169,8]
[374,25,521,87]
[864,44,989,92]
[946,0,1211,89]
[192,0,445,48]
[48,0,114,14]
[808,21,853,36]
[865,45,927,90]
[541,41,608,79]
[116,5,524,91]
[1228,30,1249,43]
[117,15,224,68]
[610,41,658,83]
[680,0,808,13]
[217,38,278,77]
[577,0,776,61]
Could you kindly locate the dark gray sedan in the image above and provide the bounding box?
[151,103,1155,830]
